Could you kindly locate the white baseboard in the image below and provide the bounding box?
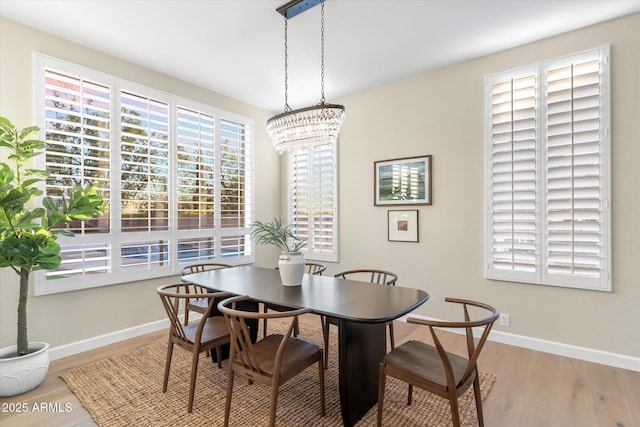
[48,318,170,361]
[398,314,640,372]
[49,315,640,372]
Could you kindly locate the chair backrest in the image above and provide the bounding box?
[407,297,498,388]
[218,295,311,378]
[305,262,327,275]
[180,262,233,275]
[334,269,397,285]
[157,283,231,343]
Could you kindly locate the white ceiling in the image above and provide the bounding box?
[2,0,639,113]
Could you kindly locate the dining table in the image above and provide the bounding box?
[182,265,429,427]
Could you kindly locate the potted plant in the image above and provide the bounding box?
[250,218,306,286]
[0,116,105,396]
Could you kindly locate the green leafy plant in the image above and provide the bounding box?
[0,116,106,357]
[250,218,306,252]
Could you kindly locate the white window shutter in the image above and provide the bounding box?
[488,72,538,280]
[544,51,609,289]
[288,142,338,262]
[41,68,113,282]
[486,46,610,291]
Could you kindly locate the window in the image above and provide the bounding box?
[485,46,611,291]
[288,143,338,262]
[34,54,254,294]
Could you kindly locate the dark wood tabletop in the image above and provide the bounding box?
[182,265,428,323]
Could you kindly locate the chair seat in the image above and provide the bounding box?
[182,316,230,346]
[384,340,470,392]
[237,334,322,383]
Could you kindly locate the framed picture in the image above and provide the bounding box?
[388,210,419,242]
[374,155,432,206]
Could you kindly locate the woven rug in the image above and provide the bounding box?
[60,321,495,426]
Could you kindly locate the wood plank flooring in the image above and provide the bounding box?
[1,314,638,426]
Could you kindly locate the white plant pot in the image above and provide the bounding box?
[278,251,305,286]
[0,342,50,397]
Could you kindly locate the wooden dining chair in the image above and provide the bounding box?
[262,262,326,338]
[322,269,398,367]
[218,295,325,427]
[180,262,233,324]
[377,297,499,427]
[156,283,232,413]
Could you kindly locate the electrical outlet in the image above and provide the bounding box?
[499,313,510,327]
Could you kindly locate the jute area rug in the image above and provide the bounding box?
[60,320,495,426]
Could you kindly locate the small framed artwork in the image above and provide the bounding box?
[388,210,419,242]
[374,155,432,206]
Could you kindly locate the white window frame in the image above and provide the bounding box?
[287,142,339,263]
[33,53,255,295]
[485,46,611,291]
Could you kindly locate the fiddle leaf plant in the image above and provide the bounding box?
[0,116,106,356]
[250,218,306,253]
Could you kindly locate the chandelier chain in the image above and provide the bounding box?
[284,16,290,112]
[320,0,326,104]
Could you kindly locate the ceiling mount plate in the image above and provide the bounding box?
[276,0,322,19]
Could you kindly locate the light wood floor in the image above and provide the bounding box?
[1,314,638,427]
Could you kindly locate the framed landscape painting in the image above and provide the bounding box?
[374,155,432,206]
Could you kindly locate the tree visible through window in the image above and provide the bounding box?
[34,54,254,294]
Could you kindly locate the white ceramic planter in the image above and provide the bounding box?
[0,342,50,397]
[278,251,305,286]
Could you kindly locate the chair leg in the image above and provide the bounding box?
[162,341,174,392]
[473,374,485,426]
[262,304,268,338]
[407,384,413,405]
[216,346,222,369]
[449,394,462,427]
[187,349,200,413]
[318,358,326,416]
[377,363,386,427]
[321,316,330,369]
[224,367,235,427]
[388,322,395,349]
[293,316,299,337]
[268,379,281,427]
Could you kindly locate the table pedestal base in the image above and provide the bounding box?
[338,320,386,427]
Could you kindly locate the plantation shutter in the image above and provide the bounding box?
[176,107,215,230]
[42,68,112,280]
[119,90,171,271]
[219,117,253,258]
[486,46,610,291]
[175,107,216,262]
[487,71,538,280]
[544,52,606,284]
[288,143,338,262]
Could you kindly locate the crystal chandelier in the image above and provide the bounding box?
[267,0,345,154]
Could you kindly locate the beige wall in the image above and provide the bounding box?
[1,12,639,360]
[0,17,281,349]
[326,13,640,358]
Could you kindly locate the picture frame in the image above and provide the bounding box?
[374,155,432,206]
[388,210,419,242]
